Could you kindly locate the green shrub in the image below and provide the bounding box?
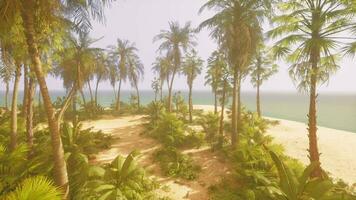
[154,147,201,180]
[151,112,186,147]
[197,112,220,147]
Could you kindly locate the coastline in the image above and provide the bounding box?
[194,104,356,185]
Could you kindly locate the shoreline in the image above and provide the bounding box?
[194,104,356,185]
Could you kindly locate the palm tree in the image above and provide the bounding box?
[154,21,196,112]
[199,0,271,147]
[127,54,144,108]
[182,50,203,122]
[205,50,225,114]
[268,0,351,178]
[93,51,110,106]
[0,50,13,110]
[152,56,171,101]
[108,39,138,111]
[0,0,112,194]
[250,45,278,117]
[54,32,100,126]
[151,77,161,102]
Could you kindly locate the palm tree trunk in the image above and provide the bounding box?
[22,65,29,117]
[87,80,94,102]
[231,69,238,147]
[160,79,163,101]
[257,83,261,117]
[72,89,78,128]
[5,82,9,109]
[95,76,101,105]
[116,79,122,111]
[80,89,86,105]
[308,53,322,178]
[20,3,69,197]
[135,83,140,108]
[214,91,218,114]
[218,80,227,148]
[10,64,21,151]
[188,84,193,123]
[26,76,35,154]
[236,74,242,146]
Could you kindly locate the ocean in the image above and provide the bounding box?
[1,90,355,133]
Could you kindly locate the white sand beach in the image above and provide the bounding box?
[194,104,356,185]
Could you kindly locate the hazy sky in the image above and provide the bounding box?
[2,0,356,93]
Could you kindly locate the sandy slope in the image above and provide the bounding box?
[194,104,356,185]
[82,115,231,200]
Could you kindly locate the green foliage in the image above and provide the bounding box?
[154,147,201,180]
[4,176,61,200]
[145,101,166,129]
[172,92,188,121]
[151,112,186,147]
[80,151,159,200]
[197,112,220,147]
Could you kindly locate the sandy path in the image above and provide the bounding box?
[82,115,230,200]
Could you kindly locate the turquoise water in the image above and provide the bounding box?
[1,90,355,133]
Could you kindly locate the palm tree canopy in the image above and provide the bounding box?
[182,50,203,86]
[108,39,138,82]
[250,45,278,87]
[154,21,196,68]
[267,0,353,91]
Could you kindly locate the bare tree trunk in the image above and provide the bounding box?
[214,91,218,114]
[160,79,163,101]
[72,89,78,128]
[26,76,35,154]
[188,84,193,123]
[22,65,29,117]
[116,79,122,111]
[87,80,94,102]
[5,82,9,109]
[257,83,261,118]
[20,2,69,197]
[218,80,227,148]
[80,89,86,105]
[95,76,101,105]
[231,69,238,147]
[135,83,140,109]
[308,51,322,178]
[10,64,21,151]
[236,74,242,146]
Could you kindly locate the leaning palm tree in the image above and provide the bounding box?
[268,0,352,178]
[54,32,100,126]
[199,0,271,147]
[182,50,203,122]
[0,0,112,195]
[154,21,196,112]
[108,39,138,111]
[250,44,278,117]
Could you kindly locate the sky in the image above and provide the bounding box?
[1,0,356,93]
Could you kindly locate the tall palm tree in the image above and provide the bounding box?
[0,0,112,195]
[108,39,138,111]
[154,21,196,112]
[182,50,203,122]
[199,0,271,147]
[127,54,144,108]
[250,45,278,117]
[205,50,225,114]
[268,0,352,178]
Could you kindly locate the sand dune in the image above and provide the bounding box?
[194,104,356,185]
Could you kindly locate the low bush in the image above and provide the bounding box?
[154,147,201,180]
